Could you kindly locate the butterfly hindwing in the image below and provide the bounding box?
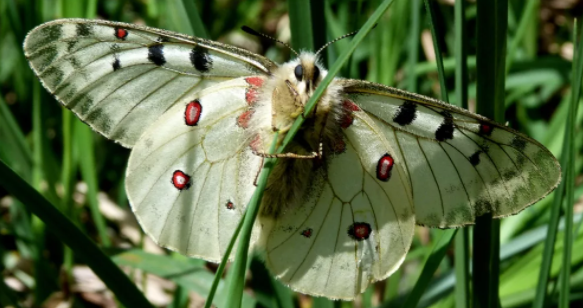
[24,19,276,147]
[263,105,415,300]
[125,77,263,261]
[338,79,561,228]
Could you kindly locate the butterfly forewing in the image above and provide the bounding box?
[263,107,415,300]
[24,19,276,147]
[125,77,263,261]
[338,79,561,228]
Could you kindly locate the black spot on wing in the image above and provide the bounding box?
[393,101,417,126]
[190,45,213,72]
[29,45,59,71]
[76,23,93,37]
[112,56,121,71]
[435,111,454,141]
[511,136,527,151]
[69,57,81,69]
[29,24,63,50]
[157,36,169,42]
[110,43,121,52]
[41,66,65,89]
[148,44,166,66]
[470,151,481,166]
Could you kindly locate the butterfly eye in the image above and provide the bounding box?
[294,64,303,81]
[313,66,320,83]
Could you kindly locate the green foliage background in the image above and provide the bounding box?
[0,0,582,307]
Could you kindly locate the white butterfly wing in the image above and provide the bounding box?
[24,19,276,147]
[126,77,263,261]
[262,104,415,300]
[338,79,561,228]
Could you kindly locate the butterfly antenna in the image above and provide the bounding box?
[314,31,358,57]
[315,24,377,57]
[242,26,299,57]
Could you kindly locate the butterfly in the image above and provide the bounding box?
[24,19,561,300]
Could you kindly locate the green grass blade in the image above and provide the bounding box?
[532,37,582,308]
[204,210,247,308]
[454,1,470,304]
[223,132,279,308]
[85,0,97,19]
[0,160,154,308]
[473,0,507,306]
[181,0,209,39]
[422,0,449,102]
[168,0,196,36]
[407,0,421,93]
[558,18,583,308]
[0,94,32,179]
[288,0,314,51]
[403,229,457,308]
[505,0,538,75]
[454,0,468,109]
[77,124,111,247]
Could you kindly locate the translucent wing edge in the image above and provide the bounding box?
[23,18,278,74]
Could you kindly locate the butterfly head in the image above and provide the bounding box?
[287,52,325,98]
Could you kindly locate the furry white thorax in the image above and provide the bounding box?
[247,52,346,218]
[249,52,344,152]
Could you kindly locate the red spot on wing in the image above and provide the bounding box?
[185,100,202,126]
[348,222,371,241]
[340,100,359,129]
[250,135,262,152]
[480,123,493,136]
[376,153,394,182]
[245,88,259,105]
[343,100,361,112]
[341,114,354,128]
[226,201,235,210]
[171,170,191,190]
[114,28,128,39]
[301,228,313,238]
[237,110,253,128]
[245,77,265,87]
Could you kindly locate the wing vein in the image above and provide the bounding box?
[417,139,445,221]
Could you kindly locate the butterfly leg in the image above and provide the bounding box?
[252,151,318,159]
[253,156,265,186]
[252,142,323,159]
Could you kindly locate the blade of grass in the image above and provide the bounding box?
[181,0,208,39]
[505,0,538,76]
[0,160,155,308]
[204,210,246,308]
[473,0,507,306]
[223,2,395,306]
[422,0,449,102]
[558,18,583,308]
[77,124,111,247]
[288,0,314,51]
[168,0,195,36]
[407,0,421,93]
[310,0,326,61]
[403,229,457,308]
[454,0,470,306]
[223,132,278,308]
[532,60,579,308]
